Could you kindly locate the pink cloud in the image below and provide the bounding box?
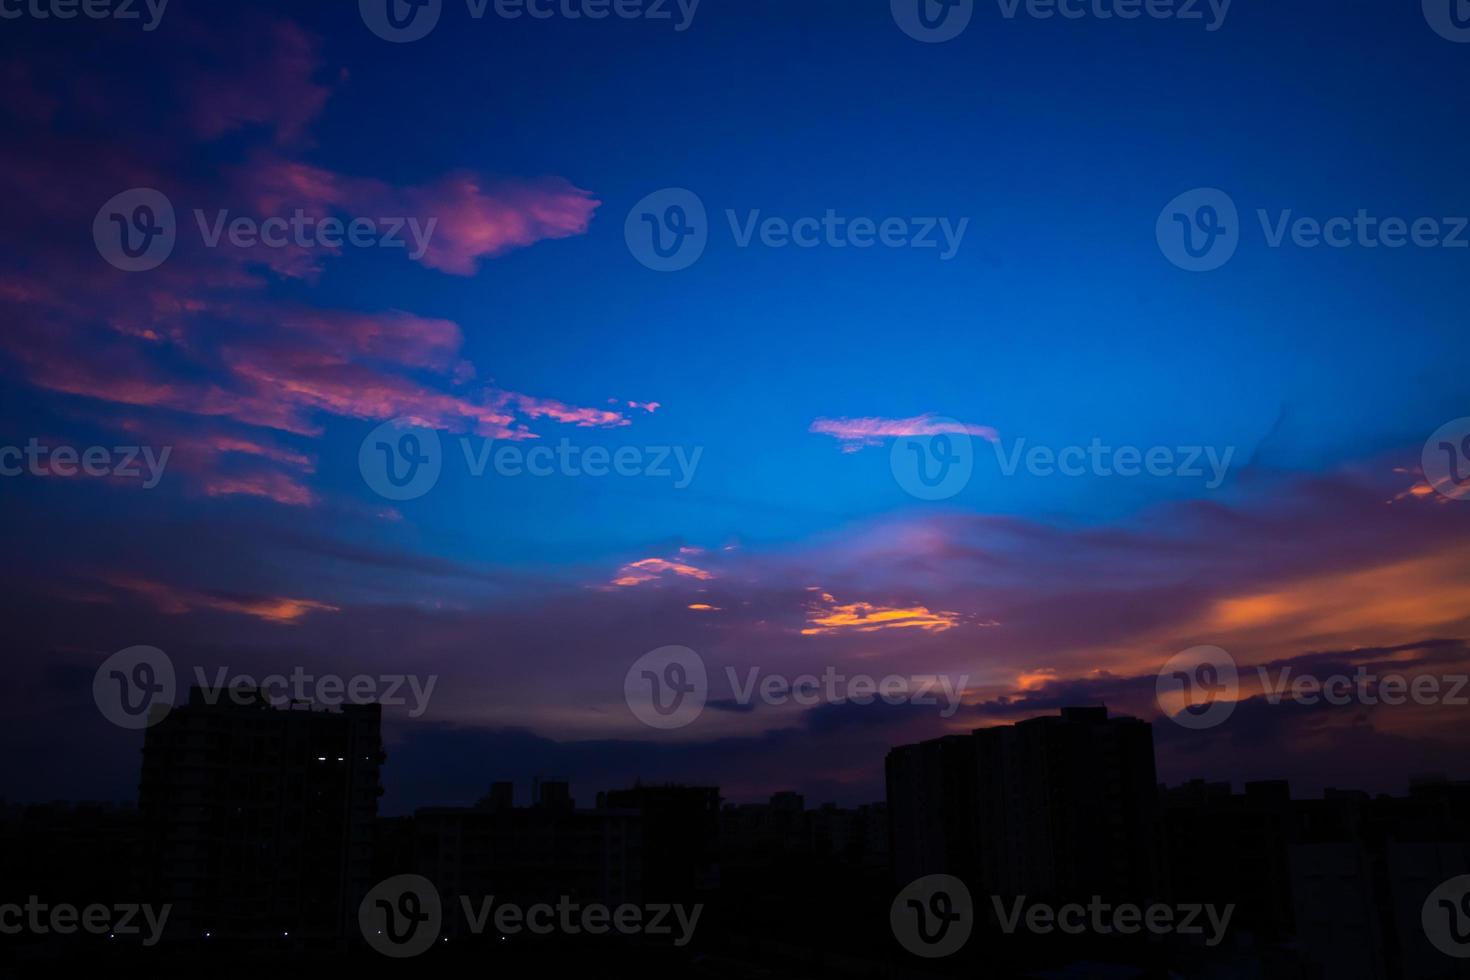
[227,156,600,278]
[188,20,334,146]
[112,419,319,507]
[810,414,1000,452]
[502,392,631,429]
[398,173,600,276]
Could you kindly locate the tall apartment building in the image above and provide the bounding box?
[887,706,1161,904]
[137,687,383,946]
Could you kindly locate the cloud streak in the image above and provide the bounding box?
[810,413,1000,452]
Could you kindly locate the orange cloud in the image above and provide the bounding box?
[1202,550,1470,644]
[1016,668,1058,691]
[611,557,715,588]
[801,591,960,635]
[100,576,339,625]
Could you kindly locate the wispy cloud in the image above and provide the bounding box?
[610,557,715,588]
[94,575,339,624]
[810,413,999,452]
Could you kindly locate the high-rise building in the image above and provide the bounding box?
[412,782,642,926]
[887,706,1161,904]
[137,687,383,946]
[601,784,721,900]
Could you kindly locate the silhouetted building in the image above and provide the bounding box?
[0,801,142,910]
[719,793,889,870]
[137,687,383,945]
[886,734,981,886]
[1162,776,1470,979]
[601,783,721,900]
[412,786,641,931]
[1162,779,1297,940]
[888,706,1162,904]
[482,781,514,811]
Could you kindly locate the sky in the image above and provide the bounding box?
[2,0,1470,813]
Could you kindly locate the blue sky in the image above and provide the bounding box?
[2,0,1470,808]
